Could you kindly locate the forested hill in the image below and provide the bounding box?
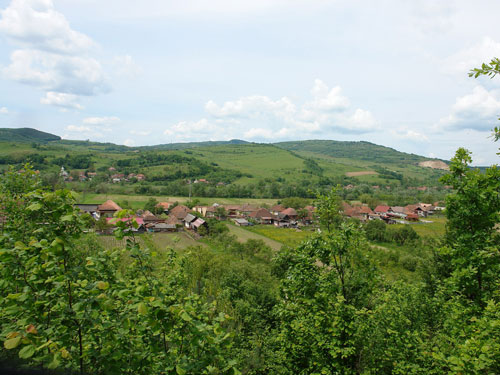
[274,140,434,165]
[0,127,61,142]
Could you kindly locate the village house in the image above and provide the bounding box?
[156,202,173,214]
[249,208,273,224]
[224,205,241,217]
[281,207,298,221]
[374,205,391,215]
[98,200,122,218]
[233,218,250,226]
[169,205,191,220]
[151,223,177,232]
[270,204,285,215]
[344,205,373,222]
[191,217,207,232]
[75,204,100,219]
[183,213,198,229]
[238,204,259,217]
[142,210,160,225]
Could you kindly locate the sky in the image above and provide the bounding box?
[0,0,500,165]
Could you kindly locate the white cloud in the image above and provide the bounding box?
[0,0,109,108]
[437,85,500,131]
[0,107,8,114]
[391,127,429,142]
[0,0,93,54]
[192,79,378,141]
[3,49,109,96]
[40,91,83,109]
[306,79,350,112]
[163,118,228,141]
[443,37,500,76]
[83,116,120,125]
[65,124,91,132]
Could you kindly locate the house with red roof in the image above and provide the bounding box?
[98,200,122,217]
[249,208,273,224]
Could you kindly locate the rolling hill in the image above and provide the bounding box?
[0,128,449,195]
[0,127,61,143]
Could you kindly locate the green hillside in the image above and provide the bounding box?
[274,139,433,164]
[0,128,449,199]
[0,127,61,142]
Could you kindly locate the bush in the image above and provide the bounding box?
[400,255,419,272]
[365,220,387,242]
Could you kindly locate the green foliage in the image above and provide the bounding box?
[0,167,238,374]
[273,222,377,374]
[143,197,162,214]
[388,225,420,246]
[364,219,387,242]
[279,197,310,209]
[440,148,500,305]
[469,57,500,79]
[314,187,343,231]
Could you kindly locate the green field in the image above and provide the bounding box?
[225,223,284,251]
[393,215,447,238]
[245,225,316,247]
[97,231,204,252]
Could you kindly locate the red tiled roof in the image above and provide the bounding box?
[271,205,285,212]
[98,200,122,211]
[169,205,191,219]
[342,202,353,212]
[249,208,272,219]
[281,207,298,216]
[374,205,390,213]
[156,202,173,209]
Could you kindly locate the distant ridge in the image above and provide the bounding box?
[0,127,448,166]
[142,139,250,150]
[274,139,447,165]
[0,127,61,143]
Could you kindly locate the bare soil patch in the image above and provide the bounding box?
[418,160,449,170]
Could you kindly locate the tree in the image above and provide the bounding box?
[314,187,343,231]
[273,188,377,374]
[439,148,500,305]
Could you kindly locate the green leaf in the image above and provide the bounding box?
[4,336,22,350]
[27,203,42,211]
[60,214,73,222]
[176,364,186,375]
[96,281,109,290]
[180,311,192,322]
[138,302,148,315]
[19,345,36,359]
[47,354,61,370]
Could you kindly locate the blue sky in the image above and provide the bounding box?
[1,0,500,165]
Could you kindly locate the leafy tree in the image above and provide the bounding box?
[273,188,377,374]
[314,187,343,231]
